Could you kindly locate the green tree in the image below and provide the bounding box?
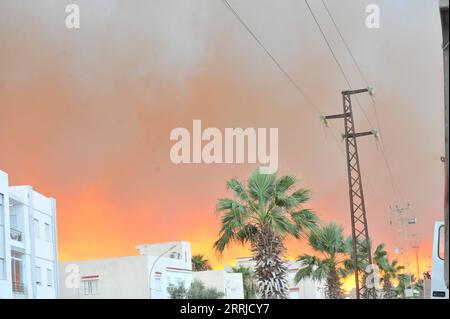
[380,259,404,299]
[214,170,318,299]
[396,273,418,299]
[187,280,224,299]
[192,254,212,271]
[344,239,387,299]
[413,278,424,299]
[295,222,350,299]
[167,280,224,299]
[167,282,188,299]
[233,266,257,299]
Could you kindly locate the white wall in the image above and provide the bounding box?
[145,241,193,299]
[60,242,195,299]
[60,256,150,299]
[193,270,244,299]
[0,170,58,299]
[0,171,12,298]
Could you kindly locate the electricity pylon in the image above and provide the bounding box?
[390,204,416,297]
[322,87,378,299]
[411,234,421,280]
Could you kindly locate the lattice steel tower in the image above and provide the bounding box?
[322,88,378,299]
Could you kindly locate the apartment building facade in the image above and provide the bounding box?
[0,170,59,299]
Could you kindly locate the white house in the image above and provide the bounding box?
[193,270,244,299]
[235,257,326,299]
[59,241,244,299]
[0,170,59,299]
[59,241,192,299]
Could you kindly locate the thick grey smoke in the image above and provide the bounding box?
[0,0,445,264]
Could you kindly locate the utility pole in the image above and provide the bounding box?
[390,204,413,266]
[322,87,378,299]
[390,204,416,297]
[411,234,421,280]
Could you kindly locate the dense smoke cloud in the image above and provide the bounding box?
[0,0,445,270]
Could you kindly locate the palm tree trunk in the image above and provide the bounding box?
[327,267,343,299]
[383,278,396,299]
[251,227,289,299]
[361,272,378,299]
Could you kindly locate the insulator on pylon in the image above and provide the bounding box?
[372,129,380,139]
[367,86,376,97]
[320,114,328,127]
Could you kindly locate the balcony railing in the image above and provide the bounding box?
[10,228,23,242]
[12,282,26,294]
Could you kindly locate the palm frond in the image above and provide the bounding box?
[275,175,296,194]
[247,170,276,206]
[226,178,249,201]
[291,209,318,237]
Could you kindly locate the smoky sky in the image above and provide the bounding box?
[0,0,445,270]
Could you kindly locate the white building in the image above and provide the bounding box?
[0,170,59,299]
[193,270,244,299]
[59,241,244,299]
[60,241,192,299]
[235,257,326,299]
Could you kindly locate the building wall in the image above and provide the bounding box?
[0,171,12,298]
[60,256,150,299]
[193,270,244,299]
[60,242,195,299]
[0,170,58,299]
[140,241,193,299]
[286,261,326,299]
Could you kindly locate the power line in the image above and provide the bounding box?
[305,0,402,203]
[319,0,404,203]
[321,0,371,89]
[220,0,346,155]
[220,0,391,208]
[221,0,320,115]
[303,0,375,129]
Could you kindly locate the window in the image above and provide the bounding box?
[33,219,40,239]
[10,214,18,229]
[46,268,53,287]
[438,225,445,260]
[35,266,42,285]
[0,194,4,280]
[11,251,24,294]
[0,194,3,223]
[154,276,162,291]
[0,257,5,280]
[44,223,51,242]
[84,280,98,295]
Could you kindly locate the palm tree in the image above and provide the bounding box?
[413,278,424,299]
[381,259,404,299]
[396,273,416,299]
[294,222,350,299]
[344,239,386,299]
[232,266,257,299]
[214,169,318,299]
[191,254,212,271]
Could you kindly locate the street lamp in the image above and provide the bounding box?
[149,244,177,299]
